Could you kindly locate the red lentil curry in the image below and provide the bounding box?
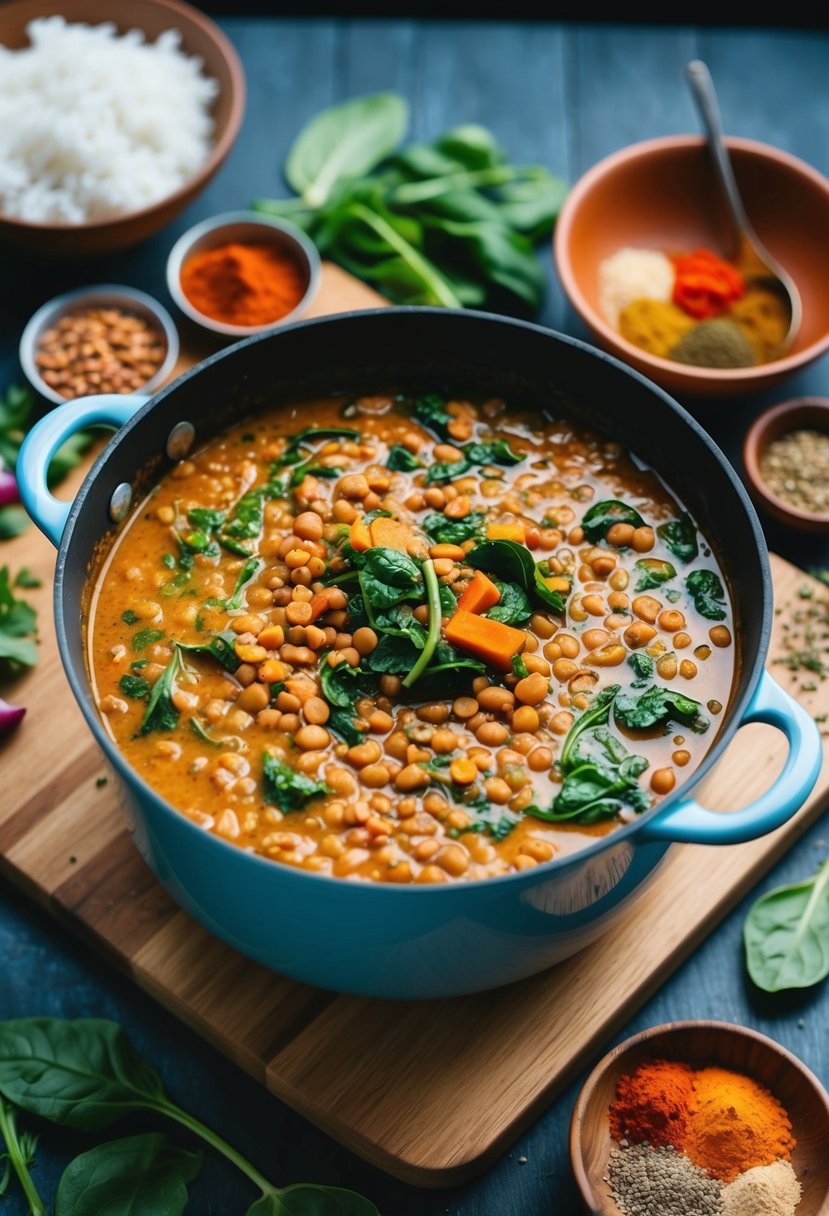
[87,391,735,884]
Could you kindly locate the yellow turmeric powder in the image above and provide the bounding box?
[729,286,790,363]
[683,1066,796,1183]
[617,297,695,358]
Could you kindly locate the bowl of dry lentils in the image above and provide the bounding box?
[19,283,180,405]
[743,397,829,532]
[570,1019,829,1216]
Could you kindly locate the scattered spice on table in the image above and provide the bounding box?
[35,307,167,399]
[179,240,307,327]
[605,1057,799,1216]
[597,245,789,368]
[759,428,829,515]
[774,582,829,715]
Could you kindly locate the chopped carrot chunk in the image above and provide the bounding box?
[444,608,526,672]
[457,569,501,615]
[486,522,526,542]
[349,518,371,552]
[369,516,415,552]
[308,590,334,621]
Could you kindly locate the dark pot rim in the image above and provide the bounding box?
[53,306,772,895]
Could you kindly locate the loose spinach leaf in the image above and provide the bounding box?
[247,1183,381,1216]
[138,650,181,735]
[0,507,30,541]
[132,628,165,653]
[263,753,331,811]
[285,92,409,208]
[385,444,423,472]
[744,857,829,993]
[55,1132,202,1216]
[686,569,727,621]
[118,674,149,700]
[177,630,240,673]
[627,652,654,687]
[581,500,645,544]
[487,579,532,625]
[657,513,699,563]
[633,558,676,593]
[614,684,709,734]
[0,566,38,671]
[422,511,486,545]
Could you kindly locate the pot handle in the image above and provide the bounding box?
[17,393,148,547]
[639,670,822,845]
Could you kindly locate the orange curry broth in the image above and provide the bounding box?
[87,392,735,884]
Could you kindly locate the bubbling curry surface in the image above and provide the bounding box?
[87,391,736,884]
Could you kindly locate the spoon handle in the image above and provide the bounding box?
[685,59,751,237]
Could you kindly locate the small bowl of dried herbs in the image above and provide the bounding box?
[743,396,829,532]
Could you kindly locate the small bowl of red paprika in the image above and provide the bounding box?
[166,209,322,341]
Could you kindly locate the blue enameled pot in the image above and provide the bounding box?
[17,309,822,999]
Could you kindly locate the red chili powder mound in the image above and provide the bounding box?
[608,1058,697,1150]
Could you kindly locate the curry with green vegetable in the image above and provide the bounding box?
[87,391,735,883]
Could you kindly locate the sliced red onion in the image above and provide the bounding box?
[0,698,25,734]
[0,468,19,508]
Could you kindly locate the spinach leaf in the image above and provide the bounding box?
[224,557,264,612]
[276,427,361,466]
[614,684,709,734]
[559,685,620,770]
[510,653,530,678]
[263,753,331,812]
[528,715,649,826]
[219,488,266,553]
[118,674,149,700]
[138,650,181,735]
[373,604,428,649]
[581,500,645,544]
[187,507,226,532]
[358,546,424,612]
[177,630,240,673]
[422,511,486,545]
[189,718,222,747]
[451,806,521,842]
[686,569,727,621]
[386,444,423,472]
[412,393,452,439]
[744,857,829,993]
[627,652,654,687]
[633,558,676,593]
[55,1132,201,1216]
[285,92,408,208]
[327,708,365,747]
[0,566,38,671]
[657,512,699,563]
[0,508,31,540]
[467,540,567,615]
[319,656,376,708]
[425,437,522,483]
[246,1184,381,1216]
[487,580,532,625]
[366,633,420,674]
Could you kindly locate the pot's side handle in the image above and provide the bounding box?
[17,394,148,548]
[639,671,822,845]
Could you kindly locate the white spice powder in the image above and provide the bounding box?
[721,1158,801,1216]
[597,247,675,329]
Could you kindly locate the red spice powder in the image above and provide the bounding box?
[608,1058,697,1149]
[180,240,307,328]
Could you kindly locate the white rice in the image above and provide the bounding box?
[598,246,675,329]
[0,17,218,224]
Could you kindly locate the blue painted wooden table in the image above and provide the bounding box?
[1,14,828,1214]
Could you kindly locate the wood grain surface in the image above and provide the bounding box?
[1,264,827,1188]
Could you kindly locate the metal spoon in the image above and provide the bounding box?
[685,58,801,351]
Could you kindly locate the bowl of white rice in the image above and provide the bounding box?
[0,0,245,256]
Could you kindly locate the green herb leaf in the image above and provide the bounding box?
[220,488,266,550]
[118,674,150,700]
[412,393,452,439]
[0,507,30,540]
[614,684,709,734]
[132,628,165,652]
[657,513,699,563]
[177,630,241,673]
[510,653,530,678]
[633,558,677,593]
[55,1132,202,1216]
[581,500,645,544]
[467,540,568,615]
[422,511,486,545]
[285,92,409,208]
[0,566,38,671]
[627,652,654,687]
[247,1184,381,1216]
[487,580,532,625]
[686,569,727,621]
[385,444,423,472]
[224,557,264,612]
[744,857,829,993]
[138,650,181,735]
[263,753,331,812]
[187,507,226,531]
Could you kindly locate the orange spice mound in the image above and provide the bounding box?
[180,241,306,327]
[608,1058,697,1149]
[683,1066,796,1183]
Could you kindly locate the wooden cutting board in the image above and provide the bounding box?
[1,263,828,1188]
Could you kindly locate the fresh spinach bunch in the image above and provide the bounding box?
[0,1016,380,1215]
[744,857,829,993]
[252,94,567,317]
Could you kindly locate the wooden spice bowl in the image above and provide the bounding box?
[743,397,829,533]
[569,1020,829,1216]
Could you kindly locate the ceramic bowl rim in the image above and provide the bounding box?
[0,0,246,237]
[742,396,829,529]
[553,133,829,387]
[568,1017,829,1213]
[164,209,323,336]
[18,283,181,406]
